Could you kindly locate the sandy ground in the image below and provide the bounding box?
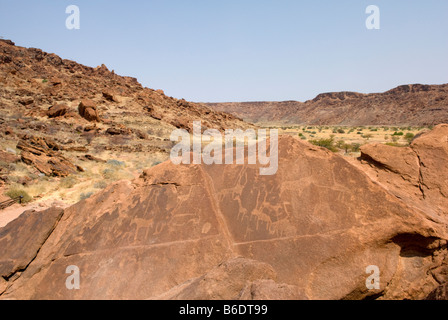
[0,198,70,228]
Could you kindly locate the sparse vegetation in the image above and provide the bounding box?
[80,191,94,200]
[5,187,32,203]
[309,137,338,152]
[59,176,79,189]
[405,132,415,143]
[94,180,108,189]
[273,125,430,156]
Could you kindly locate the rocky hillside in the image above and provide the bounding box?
[206,84,448,126]
[1,125,448,300]
[0,39,252,204]
[0,39,248,133]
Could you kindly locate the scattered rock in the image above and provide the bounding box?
[18,97,33,106]
[46,104,68,118]
[145,105,163,120]
[106,124,132,136]
[78,154,106,163]
[0,150,20,164]
[132,128,147,140]
[102,90,119,102]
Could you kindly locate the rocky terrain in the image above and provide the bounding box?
[1,39,448,300]
[206,84,448,126]
[0,39,251,205]
[1,125,448,300]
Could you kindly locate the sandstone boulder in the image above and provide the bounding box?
[102,90,119,102]
[78,100,100,122]
[47,104,68,118]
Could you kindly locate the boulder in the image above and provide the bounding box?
[78,100,100,122]
[105,124,132,136]
[46,104,68,118]
[18,97,33,106]
[102,90,119,102]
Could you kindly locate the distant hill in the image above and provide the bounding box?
[205,84,448,126]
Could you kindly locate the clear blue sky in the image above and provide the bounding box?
[1,0,447,102]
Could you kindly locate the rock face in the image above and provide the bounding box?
[0,208,64,295]
[1,127,448,300]
[358,124,448,220]
[206,84,448,126]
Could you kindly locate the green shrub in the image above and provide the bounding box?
[351,143,361,152]
[107,159,125,167]
[309,137,338,152]
[393,132,404,136]
[5,187,32,203]
[102,168,116,180]
[80,192,94,200]
[93,180,108,189]
[59,176,78,189]
[405,132,415,143]
[385,142,406,147]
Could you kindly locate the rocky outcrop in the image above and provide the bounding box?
[16,136,82,177]
[357,124,448,219]
[1,131,448,300]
